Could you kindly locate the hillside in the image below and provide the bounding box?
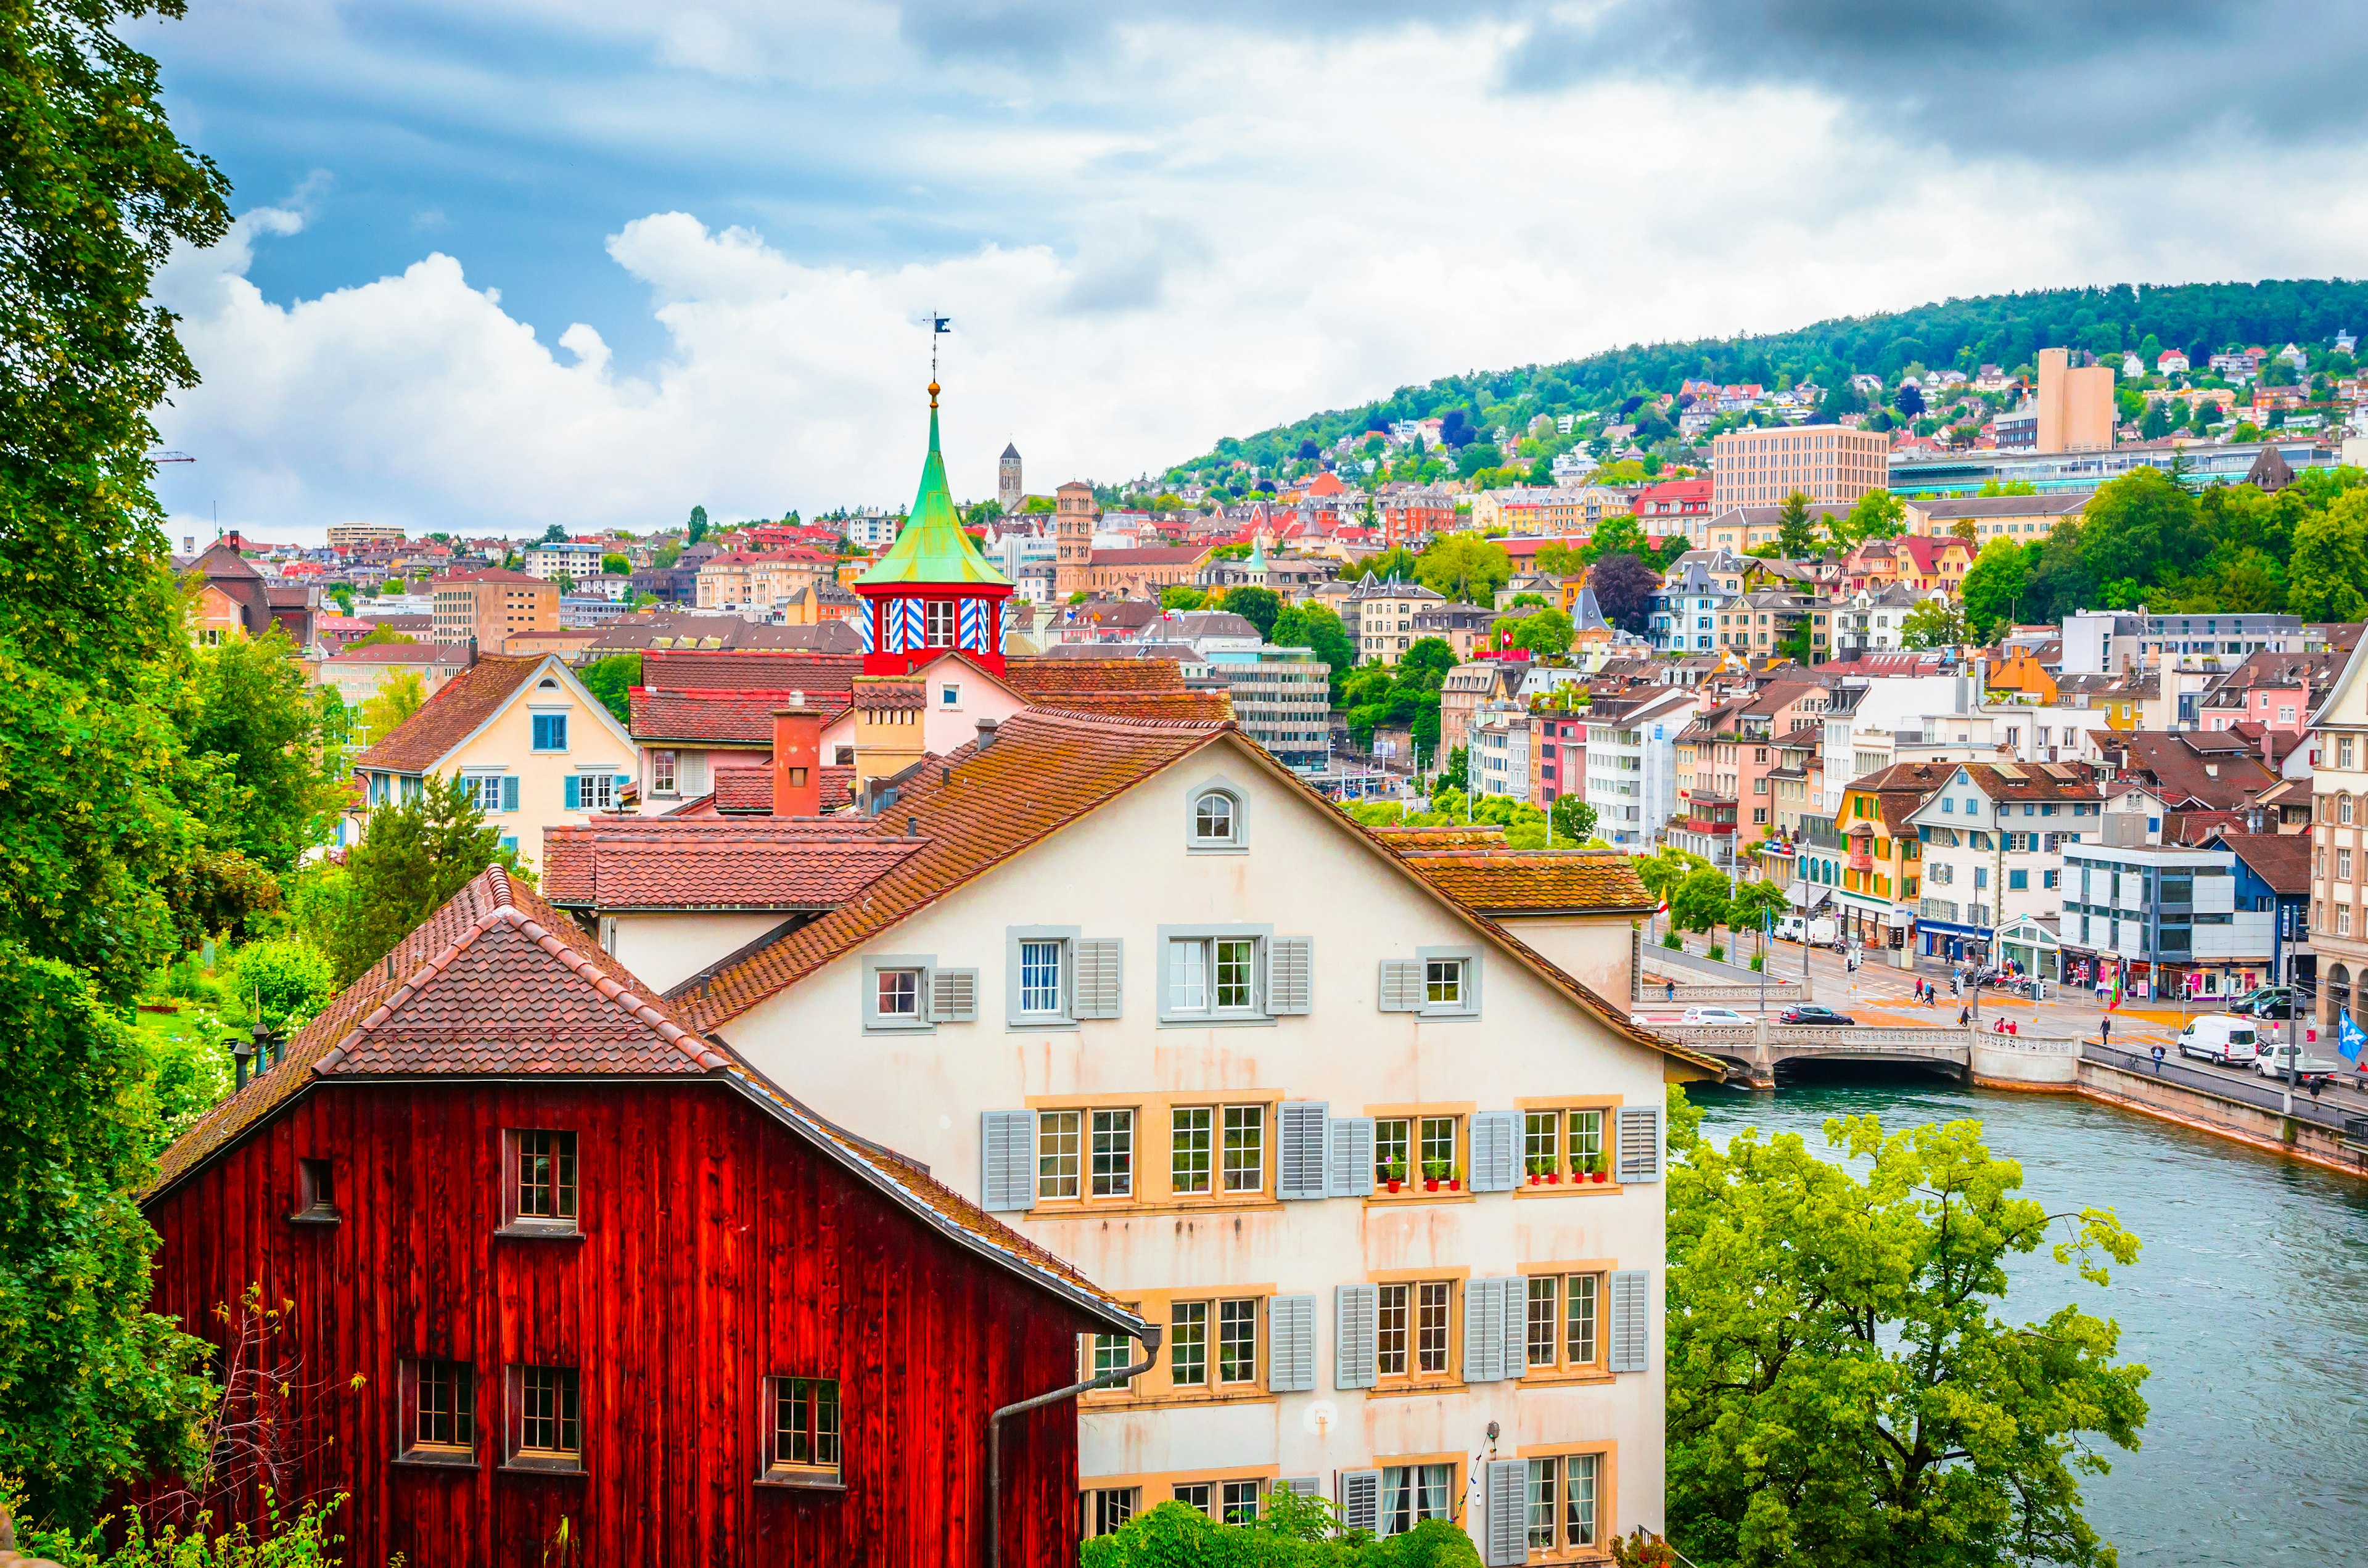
[1162,278,2368,482]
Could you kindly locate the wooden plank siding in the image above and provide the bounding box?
[142,1080,1090,1566]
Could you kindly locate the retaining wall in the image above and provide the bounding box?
[2072,1055,2368,1179]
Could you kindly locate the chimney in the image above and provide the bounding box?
[976,716,1000,752]
[772,692,823,818]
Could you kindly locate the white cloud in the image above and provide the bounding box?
[150,16,2368,543]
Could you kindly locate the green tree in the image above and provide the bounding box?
[1397,638,1457,689]
[600,551,630,576]
[1415,533,1513,604]
[685,504,710,543]
[1670,868,1733,950]
[186,628,345,874]
[1666,1112,2147,1568]
[1832,489,1906,550]
[539,523,568,544]
[1775,491,1818,557]
[2288,487,2368,622]
[2077,467,2204,592]
[1725,879,1791,964]
[1273,604,1355,703]
[1354,546,1421,583]
[577,652,641,727]
[1160,585,1209,612]
[347,622,416,648]
[1223,585,1284,640]
[1549,792,1598,844]
[1899,597,1968,649]
[312,777,517,986]
[357,669,428,748]
[1957,537,2033,641]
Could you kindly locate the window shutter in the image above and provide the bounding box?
[683,752,709,796]
[1280,1477,1321,1498]
[1267,936,1314,1016]
[562,774,581,810]
[1468,1111,1520,1192]
[1484,1459,1530,1567]
[1334,1284,1377,1390]
[1339,1469,1381,1537]
[1502,1278,1526,1379]
[1607,1269,1650,1372]
[1326,1117,1375,1198]
[1267,1294,1317,1392]
[1277,1102,1330,1200]
[1376,959,1423,1012]
[927,968,978,1024]
[1462,1277,1508,1383]
[1073,938,1124,1019]
[979,1110,1035,1212]
[1616,1105,1664,1184]
[501,775,519,813]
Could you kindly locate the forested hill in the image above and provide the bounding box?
[1164,278,2368,479]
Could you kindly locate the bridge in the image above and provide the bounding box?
[1651,1022,2078,1089]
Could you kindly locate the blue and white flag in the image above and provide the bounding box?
[2339,1008,2365,1067]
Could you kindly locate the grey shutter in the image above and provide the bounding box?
[1339,1469,1381,1536]
[1462,1277,1509,1383]
[927,968,978,1023]
[1073,938,1124,1019]
[1278,1102,1330,1199]
[1267,1294,1317,1392]
[1376,959,1423,1012]
[1334,1284,1377,1389]
[1268,937,1314,1016]
[1326,1117,1375,1198]
[1280,1477,1321,1498]
[1468,1111,1520,1192]
[979,1110,1035,1212]
[1484,1459,1530,1567]
[1608,1269,1650,1372]
[1616,1105,1664,1184]
[682,751,709,795]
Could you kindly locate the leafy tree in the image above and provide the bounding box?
[228,937,336,1031]
[1549,792,1598,843]
[358,669,428,747]
[1832,490,1906,550]
[686,504,709,543]
[1669,868,1733,945]
[1899,597,1969,649]
[1666,1112,2147,1568]
[1224,586,1283,640]
[186,628,345,874]
[1583,515,1652,563]
[1725,879,1791,962]
[577,652,641,726]
[1775,492,1817,558]
[1587,552,1660,633]
[2287,488,2368,622]
[1415,533,1512,604]
[2077,468,2204,592]
[600,552,630,576]
[1895,382,1925,416]
[2019,522,2097,624]
[327,585,355,615]
[347,623,416,649]
[1160,585,1208,612]
[539,523,568,544]
[1353,547,1420,583]
[311,777,517,986]
[1273,603,1355,702]
[1949,519,1978,544]
[1397,638,1457,688]
[1957,537,2033,641]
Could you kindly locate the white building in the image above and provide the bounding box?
[1818,675,1980,811]
[521,540,607,582]
[1471,701,1533,802]
[1585,689,1698,849]
[1900,762,2104,967]
[846,510,903,549]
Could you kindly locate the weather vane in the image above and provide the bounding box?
[927,311,952,406]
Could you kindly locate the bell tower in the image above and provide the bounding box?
[998,443,1023,512]
[1053,480,1098,599]
[852,381,1014,676]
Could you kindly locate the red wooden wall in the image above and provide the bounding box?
[142,1081,1092,1566]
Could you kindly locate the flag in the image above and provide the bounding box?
[2107,966,2124,1011]
[2340,1009,2365,1068]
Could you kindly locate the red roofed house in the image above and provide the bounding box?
[1628,478,1712,526]
[139,866,1147,1567]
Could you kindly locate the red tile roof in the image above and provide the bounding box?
[713,765,855,815]
[355,654,545,773]
[1397,851,1656,914]
[1001,656,1198,699]
[542,821,926,908]
[630,688,847,745]
[641,649,865,696]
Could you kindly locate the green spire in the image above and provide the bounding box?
[858,388,1011,588]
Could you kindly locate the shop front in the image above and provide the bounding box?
[1918,916,1991,968]
[1994,914,2063,984]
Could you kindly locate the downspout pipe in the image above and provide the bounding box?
[987,1324,1161,1568]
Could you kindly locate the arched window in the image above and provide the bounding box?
[2329,964,2351,1025]
[1193,790,1238,846]
[2343,795,2355,826]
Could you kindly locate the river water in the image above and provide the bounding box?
[1692,1071,2368,1568]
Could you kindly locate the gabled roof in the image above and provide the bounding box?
[642,649,865,697]
[145,865,1141,1333]
[355,654,547,773]
[1396,850,1656,915]
[630,688,845,745]
[543,821,926,909]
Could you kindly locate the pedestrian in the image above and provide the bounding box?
[2008,1019,2019,1036]
[1925,987,1936,1008]
[1959,1006,1971,1027]
[2151,1043,2165,1073]
[1666,978,1675,1003]
[2100,1016,2111,1048]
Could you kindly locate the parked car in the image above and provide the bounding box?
[1679,1006,1751,1026]
[1780,1004,1856,1026]
[2254,1043,2343,1080]
[2175,1015,2261,1065]
[2229,985,2295,1020]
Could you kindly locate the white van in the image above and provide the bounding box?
[1776,914,1839,946]
[2175,1016,2261,1065]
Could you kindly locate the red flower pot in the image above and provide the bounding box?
[1546,1172,1560,1184]
[1590,1170,1608,1184]
[1385,1180,1402,1193]
[1423,1179,1440,1192]
[1528,1173,1542,1186]
[1449,1179,1462,1191]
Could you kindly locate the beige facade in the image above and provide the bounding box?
[2311,650,2368,1027]
[431,569,559,653]
[1709,423,1888,511]
[325,522,406,549]
[2036,348,2116,453]
[694,551,837,617]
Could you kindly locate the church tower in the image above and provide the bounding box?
[853,382,1014,676]
[998,442,1023,512]
[1053,480,1098,600]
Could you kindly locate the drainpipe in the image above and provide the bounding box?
[987,1324,1160,1568]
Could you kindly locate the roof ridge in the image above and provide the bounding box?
[1010,707,1235,735]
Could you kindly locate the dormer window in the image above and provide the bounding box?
[1190,788,1244,850]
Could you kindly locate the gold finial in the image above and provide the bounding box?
[929,380,940,408]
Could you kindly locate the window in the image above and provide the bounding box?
[504,1130,577,1233]
[1019,940,1064,1015]
[1090,1332,1138,1387]
[1381,1463,1453,1536]
[2008,869,2028,890]
[574,771,616,811]
[1376,1117,1411,1186]
[2341,848,2353,882]
[2343,737,2357,770]
[1376,1281,1453,1380]
[1222,1105,1265,1193]
[1526,1455,1601,1553]
[1172,1482,1212,1516]
[876,966,921,1018]
[460,773,504,813]
[1091,1109,1135,1197]
[923,599,957,646]
[1191,789,1241,847]
[1426,958,1464,1007]
[1525,1273,1602,1373]
[532,713,568,752]
[1166,935,1257,1014]
[1217,1298,1259,1383]
[1170,1302,1207,1386]
[765,1376,841,1484]
[1090,1489,1137,1537]
[2043,869,2060,890]
[650,750,678,796]
[1222,1479,1261,1525]
[511,1366,580,1467]
[401,1359,475,1460]
[1038,1110,1082,1199]
[294,1157,337,1221]
[940,684,960,707]
[1172,1107,1212,1194]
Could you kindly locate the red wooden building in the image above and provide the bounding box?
[141,866,1147,1566]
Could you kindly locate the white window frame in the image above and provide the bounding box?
[650,749,678,797]
[575,770,617,812]
[1416,946,1482,1018]
[1157,924,1274,1026]
[861,953,936,1033]
[1185,776,1248,852]
[1005,926,1079,1028]
[459,771,504,814]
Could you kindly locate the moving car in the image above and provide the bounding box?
[2229,985,2295,1020]
[2174,1015,2261,1065]
[1780,1004,1856,1026]
[1680,1006,1750,1026]
[2254,1043,2343,1080]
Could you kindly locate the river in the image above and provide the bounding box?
[1691,1070,2368,1568]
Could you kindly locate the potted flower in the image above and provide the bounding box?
[1589,1154,1609,1184]
[1421,1159,1447,1192]
[1384,1158,1406,1194]
[1545,1159,1561,1184]
[1526,1155,1549,1186]
[1448,1164,1463,1192]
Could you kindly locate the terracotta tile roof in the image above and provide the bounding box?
[1001,656,1194,698]
[855,678,928,711]
[1368,826,1509,848]
[2211,830,2312,893]
[1030,691,1235,723]
[355,654,545,773]
[712,765,855,815]
[143,864,1141,1332]
[1397,850,1656,914]
[630,688,847,745]
[322,642,474,665]
[541,821,923,908]
[640,649,865,696]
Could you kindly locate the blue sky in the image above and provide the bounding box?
[139,1,2368,543]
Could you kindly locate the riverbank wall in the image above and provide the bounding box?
[2066,1053,2368,1180]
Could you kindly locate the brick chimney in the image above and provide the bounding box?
[773,690,823,818]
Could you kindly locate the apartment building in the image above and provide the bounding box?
[1471,700,1533,801]
[1532,712,1587,808]
[1584,689,1699,850]
[430,567,559,654]
[2309,646,2368,1027]
[1708,423,1888,512]
[2034,347,2115,453]
[324,522,406,549]
[521,539,607,581]
[1209,646,1333,771]
[1344,577,1450,665]
[2060,838,2293,1002]
[1901,763,2103,967]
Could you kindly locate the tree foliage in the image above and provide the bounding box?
[1956,538,2031,642]
[185,628,345,876]
[356,669,427,748]
[309,778,517,987]
[1666,1110,2148,1568]
[1775,492,1819,558]
[1415,533,1511,604]
[577,653,641,727]
[1587,552,1660,633]
[1223,585,1283,640]
[1899,597,1968,650]
[1080,1495,1481,1567]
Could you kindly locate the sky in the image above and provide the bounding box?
[139,0,2368,546]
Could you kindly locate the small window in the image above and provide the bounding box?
[877,967,919,1017]
[508,1365,581,1469]
[651,750,678,796]
[1380,1462,1455,1535]
[460,773,504,814]
[1522,1109,1605,1181]
[1527,1455,1601,1553]
[1019,940,1065,1015]
[1170,1302,1207,1387]
[1172,1481,1213,1516]
[1165,934,1262,1019]
[532,713,568,752]
[1038,1110,1082,1199]
[399,1358,475,1463]
[1089,1332,1138,1389]
[294,1157,339,1222]
[1524,1273,1603,1372]
[503,1130,578,1234]
[1089,1488,1138,1537]
[1191,790,1240,847]
[1222,1479,1262,1524]
[763,1375,842,1485]
[940,684,960,707]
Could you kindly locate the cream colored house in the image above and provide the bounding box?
[348,652,640,864]
[548,707,1713,1558]
[2309,642,2368,1026]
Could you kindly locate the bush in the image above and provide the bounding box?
[228,940,336,1031]
[1079,1498,1481,1567]
[1749,956,1764,972]
[1706,944,1725,963]
[1661,932,1683,950]
[17,1490,353,1567]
